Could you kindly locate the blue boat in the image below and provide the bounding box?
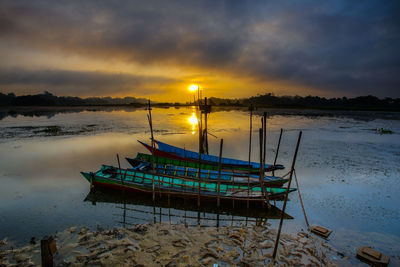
[153,139,284,171]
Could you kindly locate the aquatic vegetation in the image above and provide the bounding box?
[378,128,394,134]
[43,126,62,134]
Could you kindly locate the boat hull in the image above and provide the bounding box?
[126,156,288,188]
[81,166,296,205]
[139,141,282,173]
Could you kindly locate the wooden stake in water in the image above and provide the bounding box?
[247,104,254,208]
[203,97,209,155]
[217,139,223,207]
[273,128,283,177]
[259,127,265,208]
[117,153,124,186]
[262,112,271,208]
[272,131,302,261]
[147,100,156,201]
[197,97,202,207]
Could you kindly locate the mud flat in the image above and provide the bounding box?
[0,222,347,266]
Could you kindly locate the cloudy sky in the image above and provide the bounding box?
[0,0,399,101]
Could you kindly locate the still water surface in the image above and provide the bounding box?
[0,107,399,264]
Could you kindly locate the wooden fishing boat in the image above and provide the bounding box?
[126,156,289,188]
[155,140,284,170]
[81,165,296,205]
[139,140,284,172]
[131,152,260,174]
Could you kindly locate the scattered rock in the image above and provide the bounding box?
[0,238,7,246]
[78,227,89,235]
[146,245,161,253]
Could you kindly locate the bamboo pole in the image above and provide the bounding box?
[204,97,209,155]
[117,154,123,185]
[247,104,253,208]
[197,93,202,207]
[272,131,302,261]
[147,100,156,201]
[232,175,235,208]
[262,112,267,171]
[259,128,265,208]
[294,169,310,229]
[217,139,223,207]
[273,128,283,176]
[263,112,271,208]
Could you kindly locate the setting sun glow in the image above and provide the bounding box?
[188,84,199,92]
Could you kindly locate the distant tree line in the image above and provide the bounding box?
[0,91,148,106]
[1,91,399,111]
[206,94,400,111]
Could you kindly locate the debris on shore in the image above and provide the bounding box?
[0,223,343,266]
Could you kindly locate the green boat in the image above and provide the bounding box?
[126,156,289,187]
[81,165,296,205]
[131,152,262,174]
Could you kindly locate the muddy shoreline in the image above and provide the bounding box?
[0,222,348,266]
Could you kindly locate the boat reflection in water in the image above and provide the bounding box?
[84,188,293,228]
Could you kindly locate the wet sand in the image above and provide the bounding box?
[0,223,344,266]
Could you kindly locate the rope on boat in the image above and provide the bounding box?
[294,169,310,229]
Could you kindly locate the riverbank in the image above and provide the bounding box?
[0,222,346,266]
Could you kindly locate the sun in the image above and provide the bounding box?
[188,84,199,92]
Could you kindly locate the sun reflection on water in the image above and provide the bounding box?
[188,112,198,135]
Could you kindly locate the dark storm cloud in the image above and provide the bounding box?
[0,0,399,97]
[0,68,173,96]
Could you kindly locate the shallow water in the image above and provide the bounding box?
[1,107,399,265]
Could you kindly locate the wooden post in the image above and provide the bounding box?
[259,128,265,208]
[41,236,57,267]
[273,128,283,176]
[197,98,202,207]
[168,176,171,206]
[262,112,267,171]
[217,139,223,207]
[123,202,126,228]
[232,172,235,208]
[272,131,302,261]
[263,112,271,208]
[204,97,209,155]
[147,100,156,201]
[247,104,254,209]
[117,154,123,185]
